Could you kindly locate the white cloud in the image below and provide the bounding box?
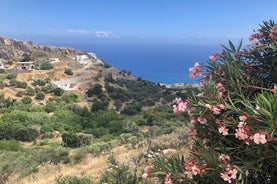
[65,29,119,39]
[95,31,110,38]
[66,29,94,34]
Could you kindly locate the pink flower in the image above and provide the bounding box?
[273,84,277,92]
[220,168,238,183]
[212,106,221,114]
[209,52,219,61]
[142,166,153,179]
[184,157,205,179]
[197,117,207,124]
[253,133,267,144]
[219,154,231,163]
[216,82,225,97]
[229,169,238,179]
[218,126,229,136]
[220,172,231,183]
[217,104,225,110]
[164,173,173,184]
[173,98,189,114]
[189,62,201,78]
[235,122,249,140]
[235,128,249,140]
[239,115,247,122]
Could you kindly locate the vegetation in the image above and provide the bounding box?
[142,20,277,184]
[40,61,54,70]
[1,20,276,184]
[64,68,73,75]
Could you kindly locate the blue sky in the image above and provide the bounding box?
[1,0,277,45]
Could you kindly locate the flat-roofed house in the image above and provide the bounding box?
[16,62,35,70]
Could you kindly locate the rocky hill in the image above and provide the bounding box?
[0,36,193,112]
[0,36,84,60]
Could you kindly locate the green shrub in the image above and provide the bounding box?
[15,90,24,97]
[53,87,64,96]
[98,154,141,184]
[35,91,45,100]
[62,132,93,148]
[14,127,39,141]
[40,61,53,70]
[25,87,35,96]
[21,96,32,104]
[55,175,91,184]
[91,100,108,112]
[64,68,73,75]
[61,92,78,103]
[0,139,21,151]
[6,73,17,80]
[122,103,142,115]
[86,83,103,97]
[0,68,6,73]
[0,123,14,139]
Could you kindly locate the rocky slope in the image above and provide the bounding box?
[0,36,84,60]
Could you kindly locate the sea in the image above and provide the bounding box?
[55,43,221,84]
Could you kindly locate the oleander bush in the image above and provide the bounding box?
[143,21,277,183]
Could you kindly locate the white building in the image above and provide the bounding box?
[49,58,60,63]
[75,55,91,66]
[87,52,97,59]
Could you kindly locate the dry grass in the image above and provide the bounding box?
[14,144,148,184]
[7,131,190,184]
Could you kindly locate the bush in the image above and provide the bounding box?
[0,139,21,151]
[0,123,14,140]
[91,100,108,112]
[0,68,6,73]
[40,61,53,70]
[6,73,17,80]
[15,90,24,97]
[25,87,35,96]
[53,87,64,96]
[55,175,91,184]
[86,83,103,97]
[14,127,39,141]
[35,91,45,100]
[122,103,142,115]
[64,68,73,75]
[61,92,78,103]
[62,132,93,148]
[145,20,277,184]
[98,154,142,184]
[21,96,32,104]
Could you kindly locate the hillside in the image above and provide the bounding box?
[0,36,195,184]
[0,36,194,112]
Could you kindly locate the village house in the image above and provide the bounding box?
[16,61,35,70]
[75,55,91,65]
[49,58,60,63]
